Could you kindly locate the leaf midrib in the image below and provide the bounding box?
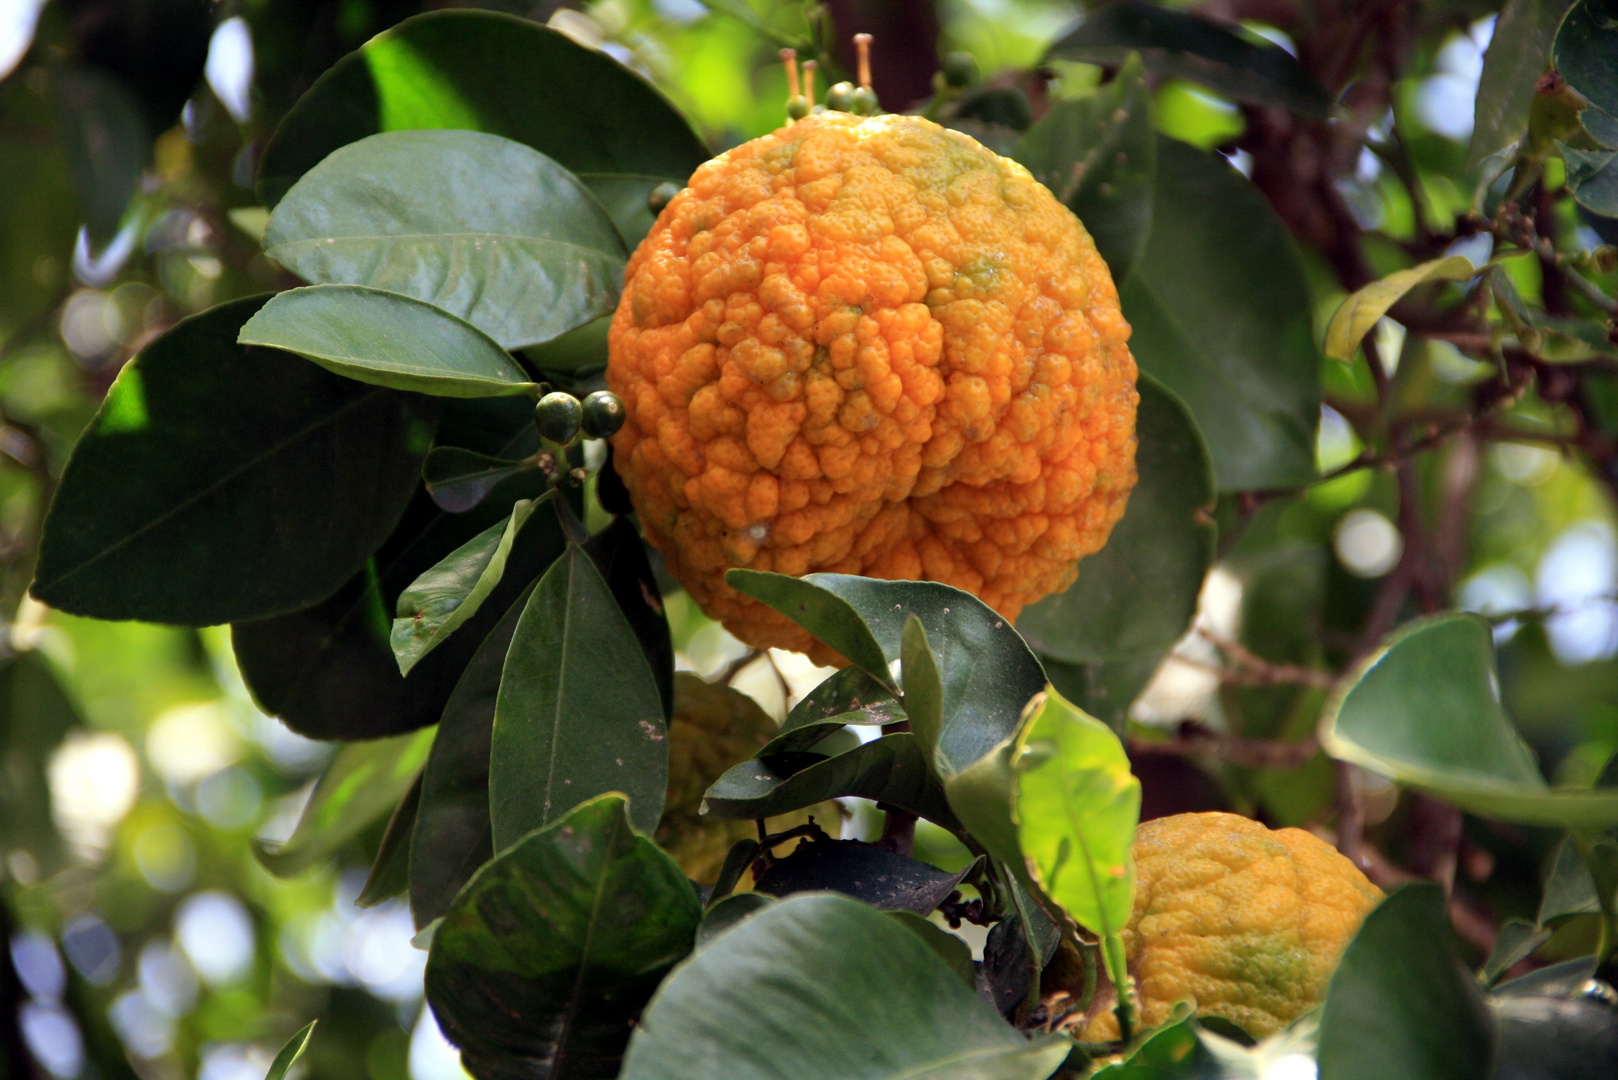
[268,233,626,261]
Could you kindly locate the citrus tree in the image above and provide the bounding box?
[6,1,1618,1078]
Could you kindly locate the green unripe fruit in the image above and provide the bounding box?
[825,81,856,112]
[849,86,878,115]
[787,95,810,120]
[536,391,583,445]
[941,51,977,88]
[648,181,680,215]
[580,390,626,440]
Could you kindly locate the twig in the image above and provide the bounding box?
[1194,630,1338,689]
[1128,728,1320,770]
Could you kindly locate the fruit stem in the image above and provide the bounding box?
[781,48,799,99]
[854,33,872,90]
[802,59,817,110]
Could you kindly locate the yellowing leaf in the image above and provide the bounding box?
[1324,256,1479,361]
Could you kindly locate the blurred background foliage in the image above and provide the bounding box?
[4,1,1618,1079]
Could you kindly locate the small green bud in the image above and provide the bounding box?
[535,391,583,446]
[648,181,681,215]
[825,80,856,112]
[787,95,810,120]
[580,390,627,440]
[941,52,977,89]
[849,86,878,115]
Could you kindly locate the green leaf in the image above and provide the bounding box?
[239,285,536,397]
[1563,144,1618,215]
[885,910,978,990]
[1540,834,1604,924]
[33,296,438,626]
[53,66,146,243]
[703,734,960,830]
[1481,918,1552,985]
[256,727,435,877]
[233,442,568,740]
[425,794,700,1080]
[1494,957,1599,998]
[1014,54,1155,279]
[256,10,708,243]
[1013,687,1140,985]
[421,446,539,514]
[696,892,775,946]
[1493,993,1618,1080]
[263,131,625,350]
[753,838,980,915]
[1046,1,1333,118]
[1121,137,1319,491]
[391,497,546,676]
[265,1022,317,1080]
[1324,256,1480,362]
[730,573,1047,775]
[1321,613,1618,827]
[618,893,1071,1080]
[489,546,667,846]
[582,518,676,720]
[1089,1014,1203,1078]
[357,772,421,907]
[1316,885,1495,1080]
[408,582,533,929]
[1042,653,1162,735]
[902,616,946,771]
[1467,0,1574,171]
[1555,0,1618,119]
[1018,374,1214,666]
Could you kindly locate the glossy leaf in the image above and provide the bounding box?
[582,517,675,720]
[422,447,539,514]
[1046,1,1333,118]
[1494,957,1600,998]
[33,296,438,626]
[695,893,775,947]
[263,131,625,350]
[1467,0,1574,171]
[1325,256,1480,362]
[1019,374,1215,666]
[703,734,960,830]
[725,569,891,680]
[392,497,546,676]
[409,582,533,929]
[1321,613,1618,827]
[886,911,978,990]
[1122,137,1318,491]
[256,9,708,243]
[1014,688,1140,985]
[239,285,537,397]
[1089,1014,1204,1078]
[1014,54,1154,279]
[1481,918,1551,985]
[1555,0,1618,119]
[1316,885,1495,1080]
[1564,144,1618,215]
[425,795,700,1080]
[357,771,421,907]
[754,839,979,915]
[265,1022,317,1080]
[489,546,667,847]
[256,727,435,877]
[233,464,568,740]
[617,893,1071,1080]
[1493,993,1618,1080]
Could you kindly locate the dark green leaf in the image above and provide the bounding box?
[239,285,537,397]
[426,795,700,1080]
[705,840,760,908]
[1046,1,1333,118]
[703,734,960,830]
[33,296,438,626]
[1467,0,1574,171]
[725,570,892,681]
[1563,144,1618,215]
[422,447,539,514]
[1321,613,1618,827]
[53,66,146,243]
[1014,54,1154,279]
[265,1022,317,1080]
[618,893,1071,1080]
[392,497,548,676]
[1493,993,1618,1079]
[754,839,980,915]
[256,10,708,243]
[1316,885,1495,1080]
[695,892,775,948]
[1538,833,1618,923]
[1122,137,1319,491]
[1555,0,1618,118]
[901,616,945,771]
[1481,918,1552,985]
[1042,653,1161,735]
[1494,957,1600,998]
[1585,107,1618,146]
[358,771,421,907]
[263,131,625,350]
[785,666,902,729]
[886,910,978,990]
[583,518,675,720]
[489,546,667,846]
[256,728,435,877]
[234,455,568,740]
[1019,374,1214,666]
[525,317,611,374]
[1089,1014,1204,1078]
[409,582,534,929]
